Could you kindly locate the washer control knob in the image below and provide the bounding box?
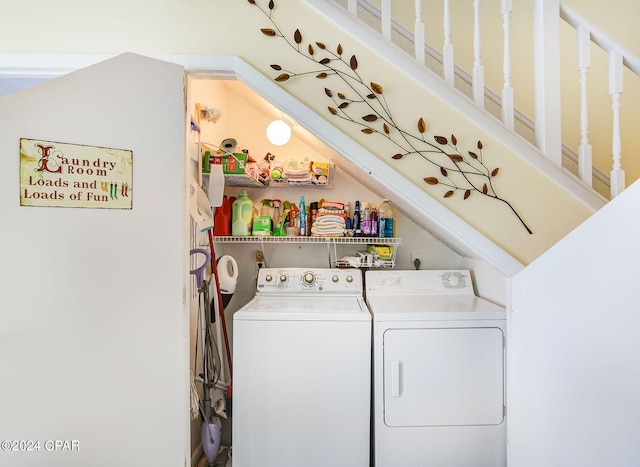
[332,275,339,283]
[391,277,401,286]
[279,274,288,282]
[303,272,316,285]
[265,274,273,282]
[346,275,353,283]
[376,277,385,286]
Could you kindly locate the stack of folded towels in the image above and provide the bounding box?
[311,201,346,237]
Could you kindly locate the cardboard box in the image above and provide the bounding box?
[207,151,249,175]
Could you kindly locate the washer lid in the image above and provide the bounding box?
[234,296,370,321]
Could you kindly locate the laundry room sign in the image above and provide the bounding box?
[19,138,132,209]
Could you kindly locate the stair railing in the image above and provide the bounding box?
[335,0,640,199]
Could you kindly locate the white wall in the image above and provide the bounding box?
[0,53,188,466]
[508,179,640,466]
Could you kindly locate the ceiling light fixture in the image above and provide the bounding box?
[266,119,292,146]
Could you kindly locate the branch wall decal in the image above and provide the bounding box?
[248,0,533,235]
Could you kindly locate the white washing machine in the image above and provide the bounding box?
[365,269,506,467]
[232,267,371,467]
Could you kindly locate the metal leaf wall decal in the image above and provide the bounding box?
[248,0,532,235]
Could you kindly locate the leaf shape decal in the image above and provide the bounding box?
[319,58,330,65]
[328,107,338,115]
[464,190,471,200]
[337,92,346,99]
[338,102,349,109]
[418,117,427,133]
[361,128,374,134]
[383,123,390,134]
[337,44,343,55]
[468,151,478,159]
[247,0,256,4]
[366,93,375,99]
[448,154,463,162]
[268,0,274,9]
[294,29,302,44]
[350,55,358,70]
[424,177,439,185]
[392,154,403,159]
[491,168,500,177]
[434,135,448,145]
[324,88,333,97]
[316,42,326,49]
[316,73,328,79]
[308,44,314,55]
[363,114,377,122]
[261,28,276,36]
[440,167,448,177]
[371,82,383,94]
[451,134,457,145]
[477,140,483,150]
[444,190,454,198]
[275,73,290,82]
[270,64,282,70]
[482,183,488,194]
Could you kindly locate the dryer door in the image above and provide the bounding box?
[383,327,505,427]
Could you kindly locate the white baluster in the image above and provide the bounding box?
[347,0,357,16]
[442,0,454,85]
[576,25,593,187]
[609,50,625,198]
[501,0,514,129]
[472,0,485,107]
[533,0,562,166]
[381,0,391,41]
[414,0,425,65]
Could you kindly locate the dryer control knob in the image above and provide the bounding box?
[279,274,288,282]
[447,275,460,287]
[332,275,339,283]
[265,274,273,282]
[346,275,353,283]
[376,277,385,286]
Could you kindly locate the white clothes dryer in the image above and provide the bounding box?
[232,267,371,467]
[365,269,506,467]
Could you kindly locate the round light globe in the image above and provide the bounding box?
[266,119,291,146]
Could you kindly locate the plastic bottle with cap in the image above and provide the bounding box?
[231,189,253,236]
[361,203,371,236]
[299,196,307,236]
[377,198,396,238]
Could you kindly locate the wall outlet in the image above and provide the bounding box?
[410,252,422,270]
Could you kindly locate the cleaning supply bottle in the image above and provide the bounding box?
[378,198,396,238]
[370,205,378,237]
[361,203,371,236]
[299,196,307,236]
[344,202,352,230]
[353,201,362,237]
[213,195,232,236]
[232,189,253,236]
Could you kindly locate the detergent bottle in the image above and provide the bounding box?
[232,189,253,236]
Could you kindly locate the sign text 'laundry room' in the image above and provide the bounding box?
[19,138,132,209]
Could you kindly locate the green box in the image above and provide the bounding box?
[205,151,248,175]
[252,216,272,236]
